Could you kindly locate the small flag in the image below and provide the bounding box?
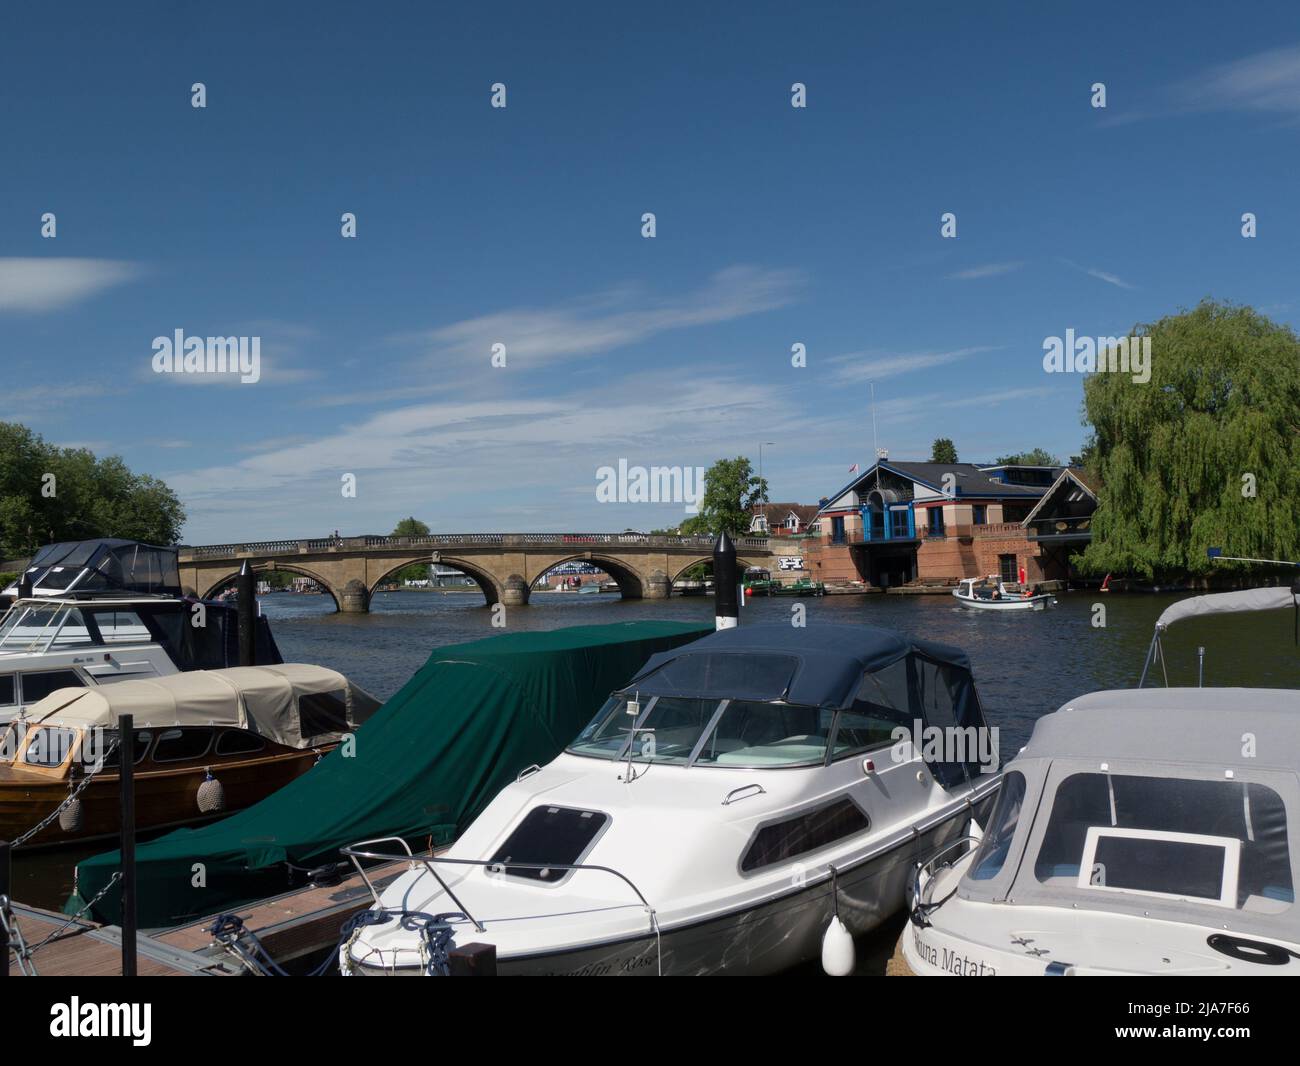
[848,463,859,474]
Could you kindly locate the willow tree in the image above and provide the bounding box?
[1080,300,1300,579]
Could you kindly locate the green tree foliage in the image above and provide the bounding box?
[929,438,958,464]
[390,517,433,582]
[0,422,185,557]
[994,447,1060,466]
[1080,300,1300,579]
[679,457,768,537]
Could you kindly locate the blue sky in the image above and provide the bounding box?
[4,1,1299,542]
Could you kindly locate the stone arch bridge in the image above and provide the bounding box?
[179,533,788,612]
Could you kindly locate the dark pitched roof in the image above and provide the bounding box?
[761,503,821,525]
[815,460,1049,517]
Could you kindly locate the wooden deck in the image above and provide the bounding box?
[5,902,237,976]
[156,857,414,969]
[7,852,436,976]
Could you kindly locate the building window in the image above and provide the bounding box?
[831,516,846,544]
[999,554,1018,583]
[972,505,987,525]
[928,508,945,536]
[890,509,910,539]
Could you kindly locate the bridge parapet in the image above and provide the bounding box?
[180,533,775,562]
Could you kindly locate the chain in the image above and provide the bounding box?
[11,736,119,848]
[5,870,124,973]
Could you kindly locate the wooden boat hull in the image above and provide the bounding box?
[0,747,325,848]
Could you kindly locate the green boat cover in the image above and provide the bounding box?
[67,619,711,928]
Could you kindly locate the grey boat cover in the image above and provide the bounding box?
[622,622,974,711]
[6,539,181,598]
[1156,586,1297,630]
[961,687,1300,941]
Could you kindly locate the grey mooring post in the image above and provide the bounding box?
[713,532,739,630]
[237,560,256,667]
[119,713,137,977]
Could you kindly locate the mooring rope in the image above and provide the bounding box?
[210,907,469,977]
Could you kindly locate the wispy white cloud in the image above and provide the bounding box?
[1101,44,1300,126]
[946,261,1024,281]
[1061,259,1137,291]
[400,265,805,371]
[0,258,142,312]
[829,346,1001,383]
[169,369,809,540]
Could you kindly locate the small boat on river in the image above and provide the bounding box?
[0,664,379,848]
[339,623,999,976]
[952,576,1055,611]
[905,582,1300,975]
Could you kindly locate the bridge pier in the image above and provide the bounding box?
[500,574,530,607]
[644,569,671,599]
[340,579,370,613]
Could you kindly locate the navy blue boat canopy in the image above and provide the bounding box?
[621,623,974,711]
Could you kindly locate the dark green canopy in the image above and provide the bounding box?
[68,619,711,928]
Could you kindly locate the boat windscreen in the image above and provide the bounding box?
[1032,773,1293,913]
[568,693,832,767]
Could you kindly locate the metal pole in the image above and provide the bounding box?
[236,560,256,667]
[1198,646,1205,687]
[119,713,137,977]
[1,839,10,977]
[713,532,739,630]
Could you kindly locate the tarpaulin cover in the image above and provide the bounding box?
[67,619,712,928]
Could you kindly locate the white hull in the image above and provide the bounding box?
[952,590,1054,611]
[904,853,1300,975]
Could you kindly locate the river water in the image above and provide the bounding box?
[14,587,1300,937]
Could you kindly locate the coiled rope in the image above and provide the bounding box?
[210,907,469,977]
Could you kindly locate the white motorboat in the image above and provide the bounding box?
[0,539,281,720]
[339,623,1001,976]
[952,576,1055,611]
[905,583,1300,976]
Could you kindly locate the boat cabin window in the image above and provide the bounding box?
[21,669,86,704]
[84,607,150,645]
[153,727,214,763]
[215,729,266,755]
[298,689,350,738]
[968,771,1026,880]
[489,805,610,883]
[741,797,870,873]
[0,603,95,653]
[90,729,154,768]
[22,726,78,767]
[1034,773,1293,912]
[832,661,912,758]
[0,674,14,707]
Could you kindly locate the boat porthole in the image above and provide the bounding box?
[1206,933,1297,966]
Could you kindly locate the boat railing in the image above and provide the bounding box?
[339,837,657,936]
[909,834,981,927]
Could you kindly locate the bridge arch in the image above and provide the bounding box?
[368,556,503,607]
[531,554,649,600]
[668,557,760,587]
[199,562,341,611]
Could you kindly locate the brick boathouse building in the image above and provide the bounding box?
[803,458,1077,589]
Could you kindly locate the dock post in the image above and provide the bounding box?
[1,839,10,977]
[119,713,137,977]
[237,560,256,666]
[448,942,497,976]
[713,532,739,630]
